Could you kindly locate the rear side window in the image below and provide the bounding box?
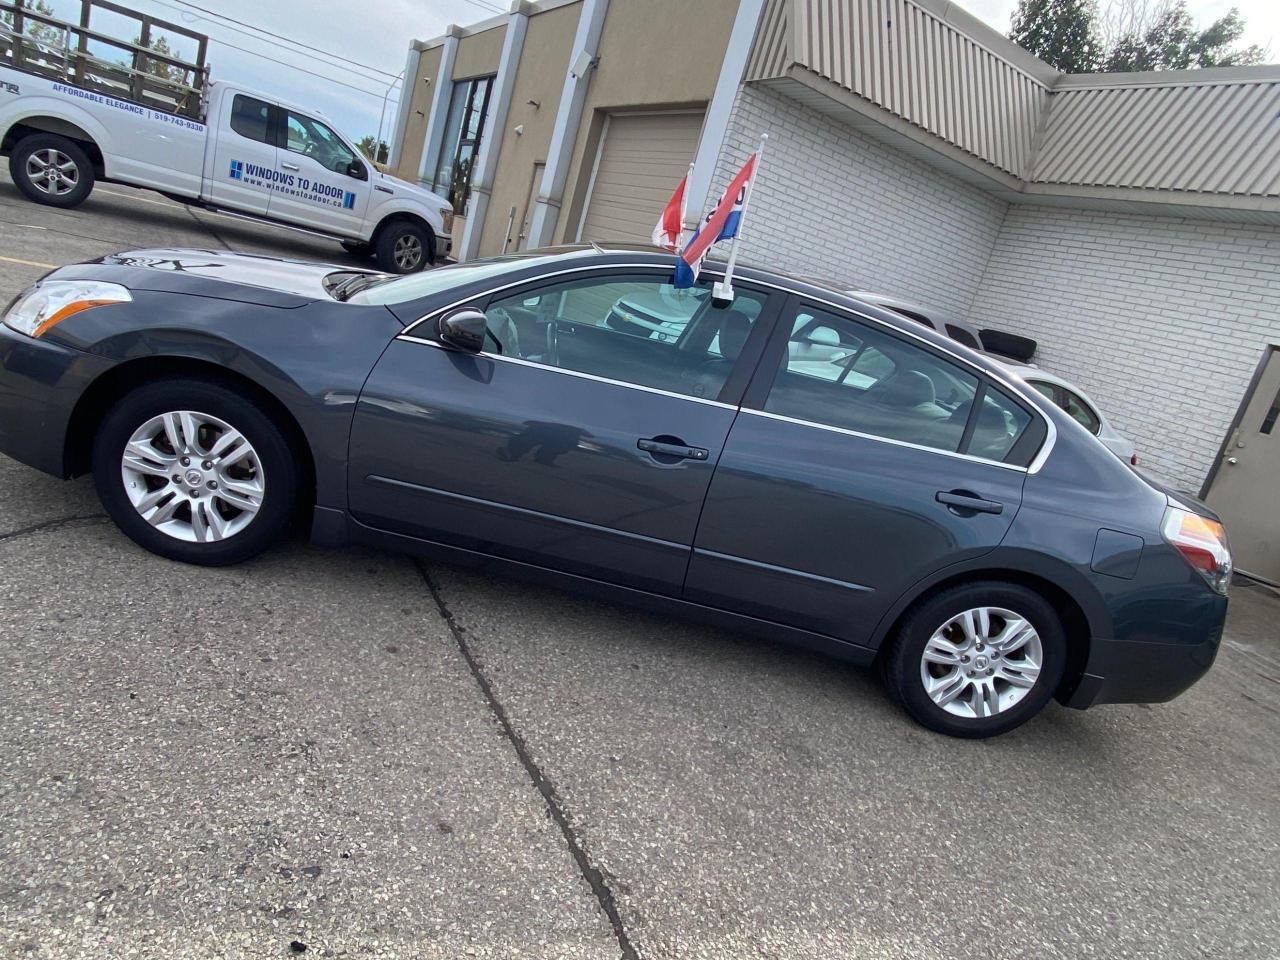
[1060,388,1102,435]
[230,95,273,144]
[763,305,1035,462]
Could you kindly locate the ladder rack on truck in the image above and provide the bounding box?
[0,0,207,120]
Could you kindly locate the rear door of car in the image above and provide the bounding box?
[347,267,779,596]
[685,296,1045,648]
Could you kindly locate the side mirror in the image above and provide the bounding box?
[438,309,488,353]
[347,160,368,180]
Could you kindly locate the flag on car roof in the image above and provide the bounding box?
[651,169,689,251]
[674,152,758,289]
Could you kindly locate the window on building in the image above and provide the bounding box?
[432,75,495,217]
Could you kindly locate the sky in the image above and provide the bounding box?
[37,0,1279,149]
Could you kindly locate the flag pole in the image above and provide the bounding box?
[713,132,767,304]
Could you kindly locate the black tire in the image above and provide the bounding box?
[9,133,96,208]
[374,220,433,274]
[882,581,1066,738]
[341,240,373,258]
[92,378,298,566]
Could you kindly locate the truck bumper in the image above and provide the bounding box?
[434,233,452,262]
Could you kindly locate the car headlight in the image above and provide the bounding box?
[3,280,132,338]
[438,206,455,235]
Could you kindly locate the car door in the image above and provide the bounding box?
[347,269,776,596]
[685,298,1045,647]
[208,92,277,214]
[268,108,370,236]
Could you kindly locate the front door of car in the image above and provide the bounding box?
[347,270,774,596]
[268,109,370,236]
[685,299,1042,648]
[209,92,277,214]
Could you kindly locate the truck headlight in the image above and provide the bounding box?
[439,206,455,235]
[3,280,131,338]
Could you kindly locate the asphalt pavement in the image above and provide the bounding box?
[1,173,1278,959]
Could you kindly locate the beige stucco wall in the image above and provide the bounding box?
[394,43,441,182]
[453,24,505,81]
[551,0,739,243]
[473,2,581,257]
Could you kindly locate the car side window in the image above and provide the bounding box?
[766,307,980,453]
[283,111,357,175]
[230,95,272,144]
[484,275,768,402]
[1060,387,1102,435]
[764,306,1034,461]
[1028,380,1056,403]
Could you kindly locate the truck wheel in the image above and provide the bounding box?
[375,221,433,273]
[9,134,95,208]
[341,240,374,258]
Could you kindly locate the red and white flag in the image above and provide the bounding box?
[651,169,690,251]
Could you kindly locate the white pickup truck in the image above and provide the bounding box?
[0,60,452,273]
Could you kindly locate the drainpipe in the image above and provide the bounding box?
[525,0,609,249]
[416,25,462,191]
[458,2,534,262]
[386,42,423,170]
[685,0,767,222]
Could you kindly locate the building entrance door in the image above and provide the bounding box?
[1205,345,1280,583]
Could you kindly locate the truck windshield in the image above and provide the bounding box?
[346,250,597,306]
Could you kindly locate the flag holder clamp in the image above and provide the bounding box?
[713,132,766,305]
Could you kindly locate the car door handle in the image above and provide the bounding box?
[281,162,300,171]
[638,438,709,461]
[936,490,1003,515]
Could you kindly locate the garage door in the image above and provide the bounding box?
[577,111,705,244]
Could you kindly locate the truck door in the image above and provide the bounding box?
[208,92,278,215]
[267,109,370,237]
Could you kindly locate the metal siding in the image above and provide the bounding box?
[745,0,789,81]
[1032,81,1280,196]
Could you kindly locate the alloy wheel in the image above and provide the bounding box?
[919,606,1043,719]
[393,234,423,270]
[120,410,265,543]
[27,148,79,196]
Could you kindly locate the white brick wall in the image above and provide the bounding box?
[711,85,1007,316]
[968,206,1280,490]
[715,83,1280,492]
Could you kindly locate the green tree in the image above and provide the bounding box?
[1009,0,1103,72]
[133,34,191,86]
[357,135,389,164]
[2,0,64,50]
[1100,2,1264,71]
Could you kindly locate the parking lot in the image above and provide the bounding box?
[1,173,1278,960]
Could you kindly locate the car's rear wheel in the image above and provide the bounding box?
[883,582,1066,738]
[92,379,298,566]
[9,133,96,208]
[374,220,432,273]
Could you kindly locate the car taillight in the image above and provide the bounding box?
[1162,505,1231,596]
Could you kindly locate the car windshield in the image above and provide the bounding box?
[347,250,595,306]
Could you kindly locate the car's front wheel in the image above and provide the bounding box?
[92,379,298,566]
[883,582,1066,738]
[374,220,433,273]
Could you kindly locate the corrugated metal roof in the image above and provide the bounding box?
[1033,80,1280,196]
[753,0,1280,208]
[746,0,790,80]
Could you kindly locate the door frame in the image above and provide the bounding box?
[1199,342,1280,500]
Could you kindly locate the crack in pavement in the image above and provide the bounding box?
[184,205,232,250]
[416,561,640,960]
[0,513,109,544]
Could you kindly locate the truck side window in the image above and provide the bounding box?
[230,95,272,145]
[283,111,358,176]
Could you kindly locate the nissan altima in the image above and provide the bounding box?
[0,245,1230,737]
